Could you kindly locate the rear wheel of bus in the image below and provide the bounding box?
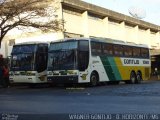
[90,72,99,87]
[130,71,137,84]
[136,72,142,84]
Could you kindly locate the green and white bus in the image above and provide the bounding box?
[9,42,48,86]
[47,38,150,86]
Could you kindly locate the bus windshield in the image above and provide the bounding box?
[11,45,36,71]
[48,41,78,70]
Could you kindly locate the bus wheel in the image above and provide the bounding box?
[136,72,142,84]
[130,72,136,84]
[90,72,98,87]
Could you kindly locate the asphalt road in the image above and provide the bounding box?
[0,80,160,120]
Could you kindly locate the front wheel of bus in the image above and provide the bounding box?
[90,72,98,87]
[130,72,137,84]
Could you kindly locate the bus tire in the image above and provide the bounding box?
[130,71,137,84]
[90,72,99,87]
[136,72,142,84]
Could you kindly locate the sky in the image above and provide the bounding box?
[83,0,160,26]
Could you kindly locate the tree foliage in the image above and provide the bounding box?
[0,0,64,46]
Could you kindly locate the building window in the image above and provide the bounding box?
[125,23,135,29]
[88,13,102,21]
[139,27,147,32]
[62,5,82,16]
[64,32,83,38]
[108,18,121,26]
[63,9,82,16]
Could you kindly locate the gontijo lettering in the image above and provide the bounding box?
[143,60,149,64]
[124,59,139,64]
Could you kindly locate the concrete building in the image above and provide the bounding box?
[61,0,160,46]
[1,0,160,65]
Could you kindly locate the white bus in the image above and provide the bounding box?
[9,42,48,86]
[47,38,151,86]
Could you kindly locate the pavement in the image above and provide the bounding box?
[1,80,160,120]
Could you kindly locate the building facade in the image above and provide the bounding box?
[1,0,160,58]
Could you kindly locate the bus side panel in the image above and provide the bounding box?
[100,57,151,81]
[114,57,129,80]
[88,56,110,82]
[115,58,151,81]
[100,56,122,81]
[108,57,122,80]
[142,67,151,80]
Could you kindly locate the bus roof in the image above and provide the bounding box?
[90,37,149,48]
[14,41,49,46]
[50,37,148,48]
[50,38,90,43]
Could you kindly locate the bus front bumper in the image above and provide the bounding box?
[47,75,78,84]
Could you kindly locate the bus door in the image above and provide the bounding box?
[78,41,90,83]
[35,44,48,81]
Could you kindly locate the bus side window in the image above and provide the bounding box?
[141,48,149,58]
[78,41,89,71]
[113,45,123,56]
[91,42,102,56]
[102,43,113,55]
[124,46,133,57]
[133,47,140,57]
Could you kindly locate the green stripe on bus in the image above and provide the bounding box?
[100,56,121,81]
[100,56,116,81]
[108,57,122,80]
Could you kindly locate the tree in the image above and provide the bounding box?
[0,0,64,47]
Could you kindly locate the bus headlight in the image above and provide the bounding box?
[26,72,36,76]
[48,72,52,75]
